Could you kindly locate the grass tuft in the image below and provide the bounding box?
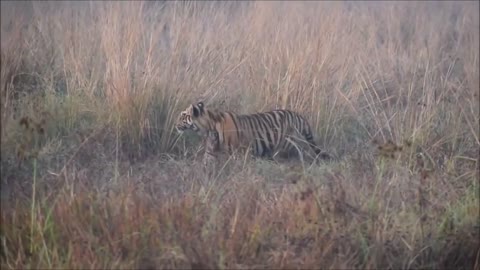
[1,1,478,269]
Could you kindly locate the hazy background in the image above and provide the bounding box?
[1,1,478,269]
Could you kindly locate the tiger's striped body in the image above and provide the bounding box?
[175,102,330,163]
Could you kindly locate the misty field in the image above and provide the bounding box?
[1,1,479,269]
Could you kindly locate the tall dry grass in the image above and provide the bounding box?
[1,1,479,269]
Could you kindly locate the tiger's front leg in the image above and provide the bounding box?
[202,131,220,171]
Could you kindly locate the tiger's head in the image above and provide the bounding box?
[175,102,214,135]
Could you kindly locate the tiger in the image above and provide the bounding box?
[175,101,331,164]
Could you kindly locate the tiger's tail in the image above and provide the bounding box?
[299,116,330,160]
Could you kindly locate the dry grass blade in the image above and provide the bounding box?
[0,1,478,269]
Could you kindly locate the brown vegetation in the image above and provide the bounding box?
[1,1,479,269]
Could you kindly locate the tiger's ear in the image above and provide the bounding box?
[193,102,204,117]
